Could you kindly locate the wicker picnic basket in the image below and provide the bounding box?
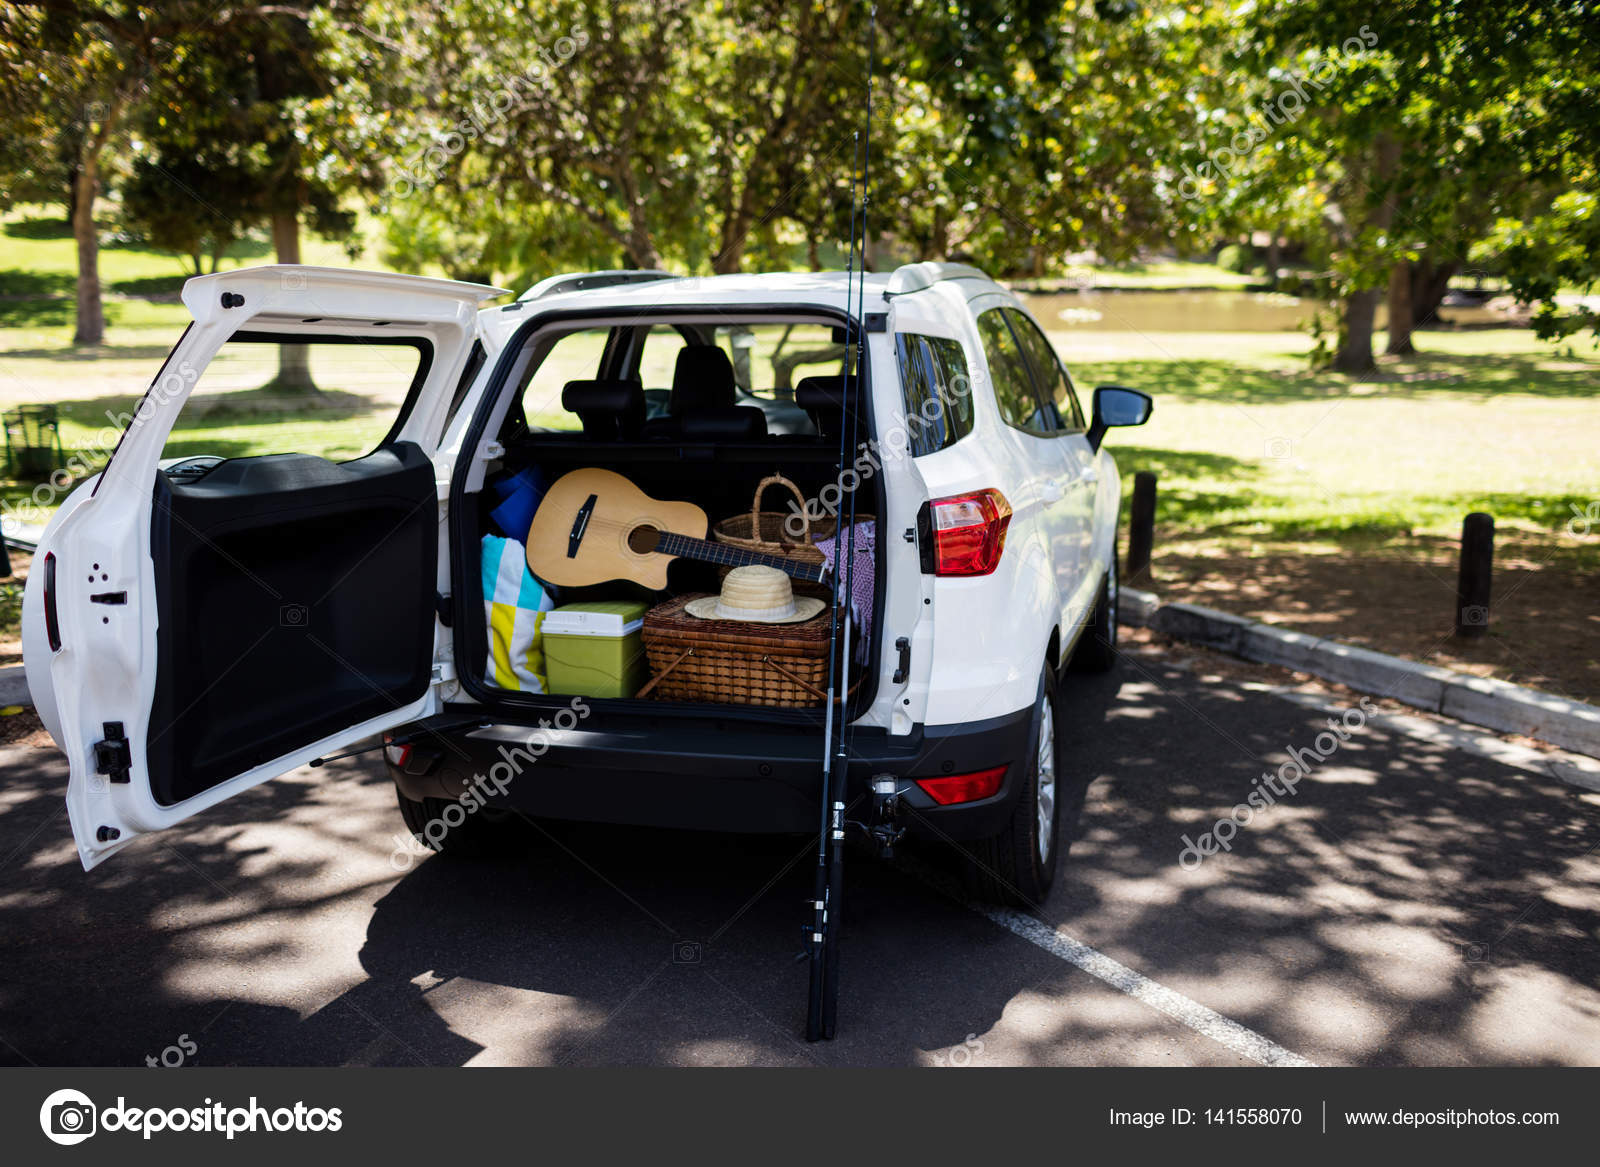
[637,594,836,707]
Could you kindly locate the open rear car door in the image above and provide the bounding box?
[21,266,505,869]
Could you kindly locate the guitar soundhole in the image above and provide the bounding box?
[627,524,661,555]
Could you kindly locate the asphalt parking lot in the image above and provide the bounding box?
[2,645,1597,1068]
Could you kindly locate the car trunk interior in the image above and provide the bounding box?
[449,311,885,724]
[454,438,883,723]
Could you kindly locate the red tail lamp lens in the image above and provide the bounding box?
[929,489,1012,576]
[914,765,1007,805]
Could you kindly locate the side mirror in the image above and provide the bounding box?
[1087,385,1152,452]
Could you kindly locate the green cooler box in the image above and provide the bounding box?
[542,599,650,698]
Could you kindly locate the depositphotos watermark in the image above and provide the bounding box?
[1,359,199,529]
[39,1088,342,1144]
[1178,696,1376,869]
[781,371,976,538]
[389,696,590,869]
[1177,25,1379,201]
[390,26,589,198]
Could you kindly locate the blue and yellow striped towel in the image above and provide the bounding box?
[482,534,555,692]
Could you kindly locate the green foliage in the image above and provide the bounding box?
[1216,244,1250,274]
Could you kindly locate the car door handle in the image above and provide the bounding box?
[1080,467,1099,484]
[1040,479,1064,503]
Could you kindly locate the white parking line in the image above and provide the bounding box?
[976,906,1318,1067]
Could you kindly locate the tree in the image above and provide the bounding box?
[0,2,152,344]
[1222,0,1600,371]
[121,8,365,390]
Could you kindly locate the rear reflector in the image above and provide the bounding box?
[914,765,1007,806]
[928,489,1012,576]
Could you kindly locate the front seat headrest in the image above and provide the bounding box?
[678,406,769,441]
[671,345,738,414]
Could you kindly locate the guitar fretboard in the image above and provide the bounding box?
[655,532,827,583]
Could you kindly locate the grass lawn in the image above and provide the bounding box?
[1046,325,1600,701]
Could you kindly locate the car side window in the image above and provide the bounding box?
[976,308,1052,436]
[894,332,975,456]
[1006,309,1086,433]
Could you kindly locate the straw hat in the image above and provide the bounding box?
[685,565,827,624]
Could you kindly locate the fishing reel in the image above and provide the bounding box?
[860,774,907,861]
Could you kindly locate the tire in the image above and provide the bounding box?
[1070,554,1119,673]
[964,665,1073,907]
[393,785,501,859]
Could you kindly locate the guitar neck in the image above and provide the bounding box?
[656,532,828,583]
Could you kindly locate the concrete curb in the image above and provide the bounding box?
[1120,587,1600,761]
[0,665,28,707]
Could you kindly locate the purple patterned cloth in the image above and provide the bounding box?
[816,519,876,655]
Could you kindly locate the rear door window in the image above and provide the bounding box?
[976,308,1052,436]
[1005,309,1086,432]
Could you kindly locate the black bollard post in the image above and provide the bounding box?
[1127,471,1157,586]
[1455,512,1494,638]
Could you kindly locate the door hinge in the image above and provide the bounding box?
[93,721,131,784]
[480,439,505,462]
[434,592,453,627]
[431,660,456,684]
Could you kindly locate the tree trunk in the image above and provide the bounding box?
[625,218,661,270]
[1385,261,1415,355]
[71,156,104,346]
[1332,134,1400,374]
[1334,287,1381,373]
[807,236,822,271]
[713,209,749,274]
[1411,258,1459,325]
[271,208,318,395]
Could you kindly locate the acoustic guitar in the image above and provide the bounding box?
[525,467,829,590]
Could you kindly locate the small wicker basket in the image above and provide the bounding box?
[712,475,834,598]
[638,594,836,707]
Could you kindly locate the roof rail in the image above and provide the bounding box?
[883,261,991,297]
[517,269,676,301]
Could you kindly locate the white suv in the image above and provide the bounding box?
[23,261,1149,905]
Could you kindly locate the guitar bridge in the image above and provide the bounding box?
[567,493,597,559]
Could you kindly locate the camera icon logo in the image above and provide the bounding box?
[1264,436,1293,460]
[672,939,703,964]
[281,271,307,291]
[1460,604,1489,627]
[39,1088,97,1145]
[279,603,309,628]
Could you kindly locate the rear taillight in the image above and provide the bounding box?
[382,734,412,769]
[926,489,1012,576]
[915,766,1007,806]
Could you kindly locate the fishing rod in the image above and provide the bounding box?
[806,0,876,1044]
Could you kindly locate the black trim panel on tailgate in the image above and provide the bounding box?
[147,443,437,806]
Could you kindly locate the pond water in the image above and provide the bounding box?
[1016,289,1506,333]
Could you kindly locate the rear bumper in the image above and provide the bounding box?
[389,701,1037,841]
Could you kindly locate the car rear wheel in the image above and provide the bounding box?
[964,665,1070,907]
[393,786,503,861]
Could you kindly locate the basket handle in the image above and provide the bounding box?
[752,474,813,547]
[635,646,694,698]
[760,657,864,703]
[761,655,828,700]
